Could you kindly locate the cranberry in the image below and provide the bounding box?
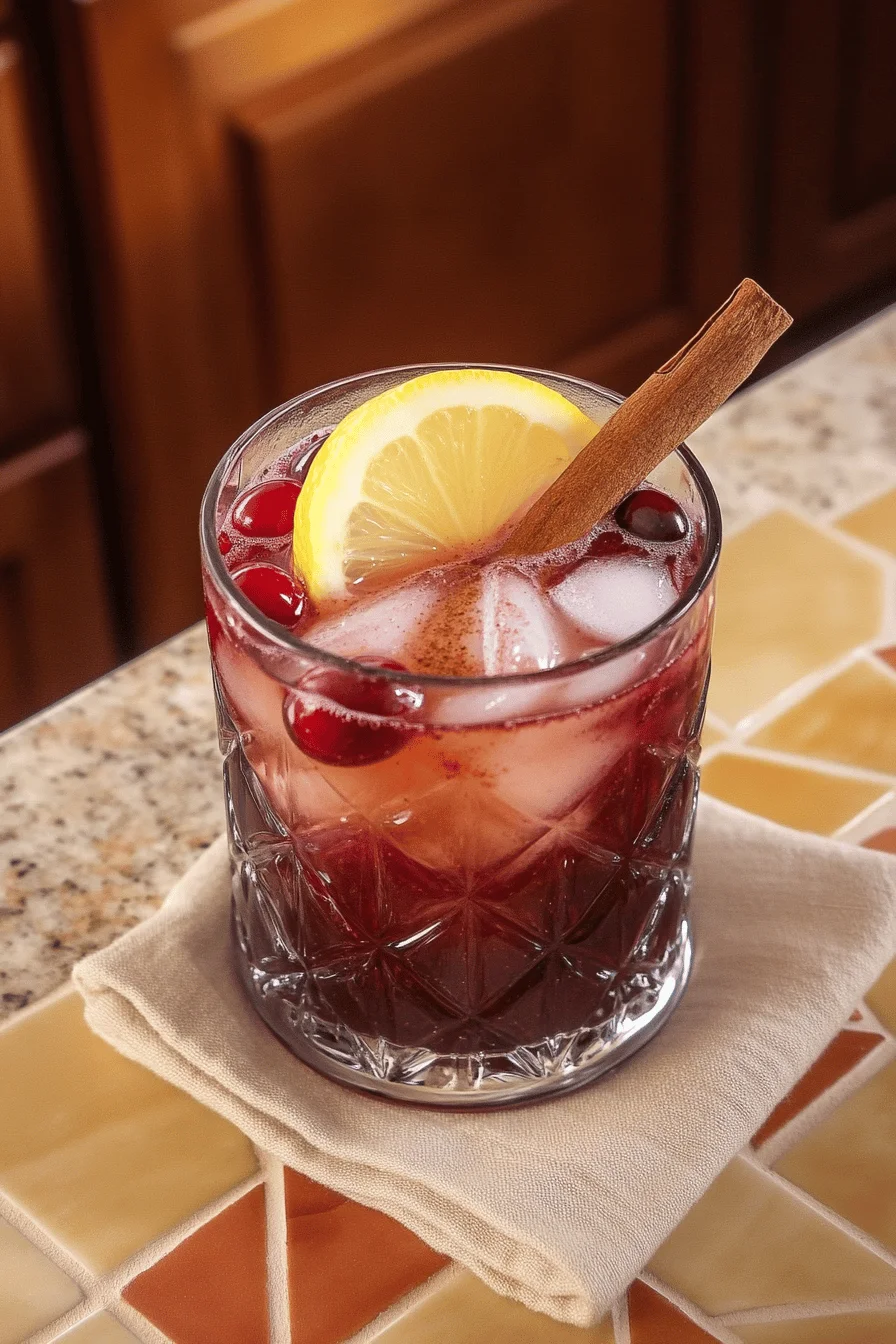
[615,488,688,543]
[284,659,421,767]
[231,479,301,538]
[583,529,642,560]
[233,563,306,627]
[217,530,233,556]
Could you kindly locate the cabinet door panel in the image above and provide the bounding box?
[64,0,751,647]
[0,41,73,446]
[0,434,116,729]
[762,0,896,313]
[233,0,750,400]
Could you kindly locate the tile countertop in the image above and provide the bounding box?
[3,305,896,1021]
[3,308,896,1344]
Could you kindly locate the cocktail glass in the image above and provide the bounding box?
[200,364,721,1108]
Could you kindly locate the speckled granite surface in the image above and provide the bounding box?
[1,305,895,1022]
[691,305,896,530]
[0,626,222,1017]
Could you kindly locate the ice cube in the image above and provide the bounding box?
[482,564,569,675]
[550,558,676,644]
[303,573,444,664]
[463,711,630,823]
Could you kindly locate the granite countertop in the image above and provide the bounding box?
[2,306,896,1022]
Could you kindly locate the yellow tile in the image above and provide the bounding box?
[57,1315,141,1344]
[736,1313,896,1343]
[749,660,896,775]
[700,722,725,749]
[648,1156,896,1314]
[774,1059,896,1254]
[0,994,257,1273]
[376,1271,615,1342]
[708,511,884,726]
[700,754,887,835]
[0,1217,81,1344]
[866,956,896,1035]
[836,488,896,558]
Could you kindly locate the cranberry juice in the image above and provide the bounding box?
[202,376,718,1106]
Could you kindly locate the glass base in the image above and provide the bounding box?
[233,895,692,1110]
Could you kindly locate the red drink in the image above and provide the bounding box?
[201,367,720,1107]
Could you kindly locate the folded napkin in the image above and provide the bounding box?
[74,796,896,1326]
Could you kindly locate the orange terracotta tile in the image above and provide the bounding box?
[700,753,887,835]
[866,956,896,1035]
[708,511,884,727]
[774,1059,896,1254]
[123,1186,268,1344]
[748,660,896,775]
[836,487,896,558]
[752,1030,885,1147]
[863,827,896,855]
[627,1281,717,1342]
[285,1168,449,1344]
[876,646,896,674]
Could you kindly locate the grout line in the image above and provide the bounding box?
[0,1165,265,1323]
[737,1149,896,1272]
[717,1291,896,1326]
[704,740,896,788]
[114,1297,175,1343]
[719,649,896,747]
[356,1262,463,1342]
[261,1152,291,1344]
[20,1302,98,1344]
[0,1188,98,1292]
[97,1169,265,1295]
[753,1036,896,1167]
[610,1291,631,1344]
[637,1272,743,1343]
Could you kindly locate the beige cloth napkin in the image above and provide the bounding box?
[74,796,896,1326]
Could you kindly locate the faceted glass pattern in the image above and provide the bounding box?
[221,677,702,1105]
[202,365,718,1107]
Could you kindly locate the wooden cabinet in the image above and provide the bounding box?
[12,0,896,659]
[760,0,896,313]
[0,28,117,728]
[0,434,116,729]
[62,0,755,648]
[0,38,73,447]
[233,0,751,397]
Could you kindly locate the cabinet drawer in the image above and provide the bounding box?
[0,432,116,729]
[0,40,73,447]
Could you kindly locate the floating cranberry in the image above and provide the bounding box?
[233,563,306,627]
[284,659,421,767]
[231,479,301,538]
[217,530,233,556]
[583,529,642,561]
[615,488,688,543]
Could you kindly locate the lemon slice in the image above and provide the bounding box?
[293,369,597,602]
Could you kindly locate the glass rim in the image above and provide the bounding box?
[200,361,723,689]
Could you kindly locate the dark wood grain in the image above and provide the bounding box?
[0,432,116,729]
[760,0,896,313]
[0,39,73,449]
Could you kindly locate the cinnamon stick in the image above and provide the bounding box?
[499,278,792,558]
